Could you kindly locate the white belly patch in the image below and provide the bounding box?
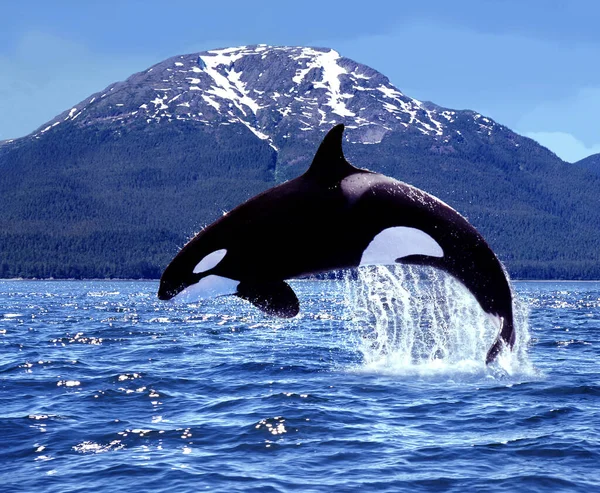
[360,226,443,266]
[193,249,227,274]
[173,275,239,302]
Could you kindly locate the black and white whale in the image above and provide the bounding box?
[158,124,515,363]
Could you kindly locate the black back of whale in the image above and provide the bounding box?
[159,124,515,363]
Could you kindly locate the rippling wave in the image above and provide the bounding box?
[1,278,599,492]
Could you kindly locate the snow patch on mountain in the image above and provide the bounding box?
[201,52,261,116]
[291,48,355,118]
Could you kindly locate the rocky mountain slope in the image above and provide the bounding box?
[2,45,600,279]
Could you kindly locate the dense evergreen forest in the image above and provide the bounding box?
[575,153,600,175]
[2,118,600,280]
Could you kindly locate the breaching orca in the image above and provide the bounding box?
[158,124,515,363]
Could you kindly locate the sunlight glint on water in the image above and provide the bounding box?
[344,265,535,376]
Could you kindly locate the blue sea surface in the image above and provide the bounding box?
[1,275,599,492]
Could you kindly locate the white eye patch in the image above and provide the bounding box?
[193,249,227,274]
[360,227,443,266]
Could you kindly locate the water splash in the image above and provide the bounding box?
[343,265,534,378]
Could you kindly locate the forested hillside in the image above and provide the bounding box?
[0,122,276,278]
[575,153,600,175]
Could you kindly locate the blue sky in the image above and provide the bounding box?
[1,0,599,162]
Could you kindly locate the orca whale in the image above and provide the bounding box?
[158,124,515,363]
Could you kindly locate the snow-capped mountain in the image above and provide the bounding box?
[34,45,502,151]
[2,45,600,280]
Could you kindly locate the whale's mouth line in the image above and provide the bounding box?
[157,280,188,301]
[160,275,240,303]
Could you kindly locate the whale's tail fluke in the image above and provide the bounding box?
[485,316,516,363]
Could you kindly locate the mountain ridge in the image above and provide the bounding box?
[575,153,600,174]
[17,46,529,149]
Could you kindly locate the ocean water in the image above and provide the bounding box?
[1,270,599,492]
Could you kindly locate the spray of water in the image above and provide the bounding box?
[343,265,534,377]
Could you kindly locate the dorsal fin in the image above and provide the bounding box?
[304,124,359,183]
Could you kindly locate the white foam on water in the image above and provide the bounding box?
[343,265,535,379]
